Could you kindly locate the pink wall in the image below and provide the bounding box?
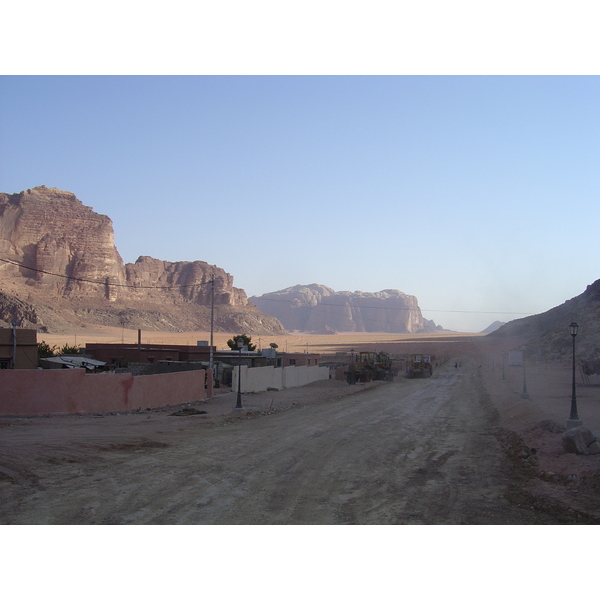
[0,368,206,416]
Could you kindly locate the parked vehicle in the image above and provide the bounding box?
[406,354,433,378]
[347,351,395,384]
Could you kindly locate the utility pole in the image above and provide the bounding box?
[205,278,215,400]
[11,322,17,369]
[209,278,214,373]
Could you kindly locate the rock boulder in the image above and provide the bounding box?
[562,426,599,455]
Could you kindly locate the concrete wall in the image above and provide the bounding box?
[283,365,330,388]
[0,328,38,369]
[231,365,281,393]
[232,365,330,394]
[0,368,206,416]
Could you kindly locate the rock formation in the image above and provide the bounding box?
[250,283,440,333]
[490,278,600,366]
[0,186,285,334]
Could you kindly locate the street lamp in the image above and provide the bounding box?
[567,321,582,428]
[348,348,356,385]
[235,337,244,410]
[521,345,529,399]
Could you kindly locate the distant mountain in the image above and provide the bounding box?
[250,284,442,333]
[490,279,600,364]
[480,321,506,334]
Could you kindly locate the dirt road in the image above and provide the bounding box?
[0,358,596,524]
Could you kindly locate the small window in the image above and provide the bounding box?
[289,359,296,365]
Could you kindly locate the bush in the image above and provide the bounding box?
[59,343,81,355]
[38,340,57,358]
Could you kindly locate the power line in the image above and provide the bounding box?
[0,257,215,290]
[0,256,535,326]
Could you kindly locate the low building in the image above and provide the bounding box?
[0,327,38,369]
[85,343,213,366]
[84,343,323,385]
[280,352,321,367]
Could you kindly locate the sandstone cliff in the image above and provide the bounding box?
[0,186,285,334]
[250,284,440,333]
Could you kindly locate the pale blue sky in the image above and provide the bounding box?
[1,75,598,332]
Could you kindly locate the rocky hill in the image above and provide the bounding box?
[0,186,285,334]
[490,279,600,366]
[480,320,506,334]
[250,284,441,333]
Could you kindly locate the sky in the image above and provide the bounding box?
[1,7,599,333]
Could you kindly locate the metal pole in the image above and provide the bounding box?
[521,346,529,399]
[209,279,214,372]
[11,322,17,369]
[570,332,579,420]
[236,345,243,409]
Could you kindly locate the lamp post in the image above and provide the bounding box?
[521,345,529,399]
[207,278,215,400]
[348,348,355,385]
[235,337,243,410]
[567,321,582,428]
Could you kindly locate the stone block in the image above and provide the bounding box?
[562,426,597,454]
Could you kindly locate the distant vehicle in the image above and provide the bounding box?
[347,351,395,384]
[406,354,433,378]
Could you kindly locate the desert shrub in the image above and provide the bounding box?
[59,343,81,355]
[38,340,57,358]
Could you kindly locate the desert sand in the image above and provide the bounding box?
[39,325,482,354]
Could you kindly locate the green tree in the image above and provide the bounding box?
[59,343,81,355]
[38,340,57,359]
[226,334,256,351]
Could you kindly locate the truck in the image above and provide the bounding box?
[406,354,433,378]
[347,351,396,384]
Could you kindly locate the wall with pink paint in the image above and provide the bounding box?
[0,368,206,416]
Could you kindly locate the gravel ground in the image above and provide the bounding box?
[2,355,599,524]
